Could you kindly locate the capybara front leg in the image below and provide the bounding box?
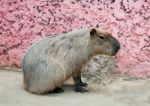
[73,73,88,93]
[77,74,88,87]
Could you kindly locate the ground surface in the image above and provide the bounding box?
[0,70,150,106]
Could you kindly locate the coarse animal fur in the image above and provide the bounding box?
[22,28,120,94]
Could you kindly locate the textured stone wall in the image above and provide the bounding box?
[0,0,150,78]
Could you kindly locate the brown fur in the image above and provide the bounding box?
[22,28,120,94]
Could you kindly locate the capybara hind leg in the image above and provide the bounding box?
[73,73,88,93]
[53,88,64,93]
[48,88,64,93]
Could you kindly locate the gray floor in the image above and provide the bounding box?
[0,70,150,106]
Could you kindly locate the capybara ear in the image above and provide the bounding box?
[90,28,97,37]
[96,24,99,28]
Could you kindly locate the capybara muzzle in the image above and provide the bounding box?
[111,37,120,56]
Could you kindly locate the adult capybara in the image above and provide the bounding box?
[22,28,120,94]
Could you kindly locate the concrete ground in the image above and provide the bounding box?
[0,70,150,106]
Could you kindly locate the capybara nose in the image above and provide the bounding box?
[111,37,120,55]
[115,43,120,52]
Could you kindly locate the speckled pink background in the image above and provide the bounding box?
[0,0,149,78]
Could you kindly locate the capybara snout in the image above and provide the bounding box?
[110,36,120,55]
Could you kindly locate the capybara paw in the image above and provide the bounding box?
[52,88,64,93]
[75,86,88,93]
[79,82,88,87]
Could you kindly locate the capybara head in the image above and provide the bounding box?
[89,28,120,56]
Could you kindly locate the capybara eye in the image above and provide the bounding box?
[99,36,104,39]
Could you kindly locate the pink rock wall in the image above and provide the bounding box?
[0,0,149,78]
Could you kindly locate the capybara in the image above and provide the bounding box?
[22,28,120,94]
